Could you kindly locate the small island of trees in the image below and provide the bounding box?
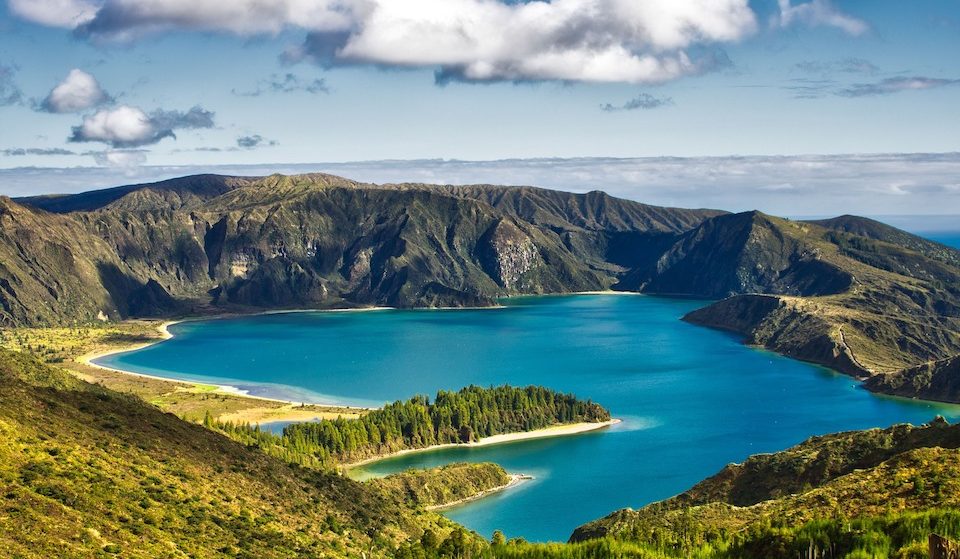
[208,384,610,468]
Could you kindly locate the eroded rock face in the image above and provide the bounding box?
[479,219,541,290]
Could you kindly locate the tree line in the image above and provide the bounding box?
[206,384,610,468]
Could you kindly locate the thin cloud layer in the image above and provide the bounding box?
[233,73,328,96]
[68,104,215,148]
[0,63,23,106]
[600,93,673,112]
[795,58,878,75]
[40,69,111,113]
[2,154,958,217]
[777,0,868,36]
[838,76,960,97]
[1,147,77,156]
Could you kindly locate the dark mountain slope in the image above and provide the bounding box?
[0,197,178,326]
[4,174,720,324]
[865,355,960,403]
[426,183,725,233]
[624,211,853,298]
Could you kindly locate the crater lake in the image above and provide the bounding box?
[96,294,960,542]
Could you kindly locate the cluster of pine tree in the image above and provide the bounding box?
[207,385,609,468]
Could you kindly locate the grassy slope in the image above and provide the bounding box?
[0,349,467,558]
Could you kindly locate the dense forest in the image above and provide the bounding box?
[208,385,610,468]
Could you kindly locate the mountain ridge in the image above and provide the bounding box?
[6,172,960,403]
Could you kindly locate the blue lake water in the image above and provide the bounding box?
[97,295,960,542]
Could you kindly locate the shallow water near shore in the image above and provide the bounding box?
[97,294,960,542]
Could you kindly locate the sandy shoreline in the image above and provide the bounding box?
[77,320,306,407]
[345,419,622,469]
[77,307,393,409]
[426,473,534,511]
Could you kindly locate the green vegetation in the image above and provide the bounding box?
[473,511,960,559]
[207,385,610,467]
[0,348,474,558]
[370,463,513,509]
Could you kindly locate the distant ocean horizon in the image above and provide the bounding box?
[927,233,960,249]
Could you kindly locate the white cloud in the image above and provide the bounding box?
[332,0,756,83]
[777,0,868,36]
[13,0,758,84]
[8,0,99,28]
[41,69,111,113]
[70,105,160,147]
[69,104,215,147]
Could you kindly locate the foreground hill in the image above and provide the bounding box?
[6,173,960,402]
[0,348,479,558]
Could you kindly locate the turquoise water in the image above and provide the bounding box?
[927,233,960,249]
[97,295,960,542]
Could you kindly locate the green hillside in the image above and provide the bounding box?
[0,348,481,558]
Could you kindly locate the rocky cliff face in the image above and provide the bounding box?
[479,219,541,290]
[865,356,960,404]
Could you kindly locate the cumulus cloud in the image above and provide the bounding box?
[40,69,111,113]
[7,0,99,28]
[777,0,868,36]
[0,63,24,106]
[307,1,757,83]
[838,76,960,98]
[600,93,673,112]
[14,0,759,84]
[236,135,277,149]
[233,73,328,96]
[68,104,215,147]
[795,58,878,75]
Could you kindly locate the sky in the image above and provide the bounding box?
[0,0,958,216]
